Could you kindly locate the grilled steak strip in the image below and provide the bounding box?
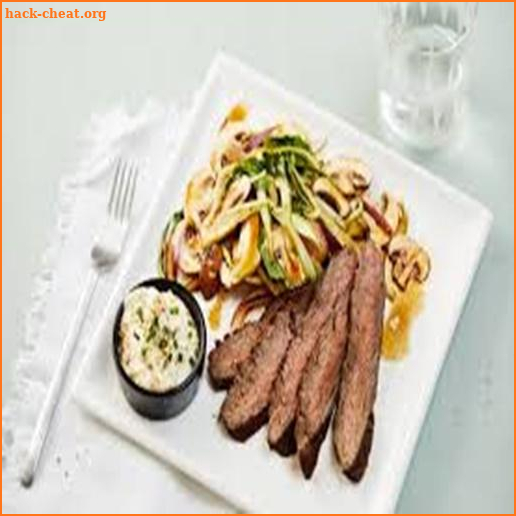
[345,412,374,483]
[268,249,358,456]
[208,294,287,390]
[295,274,354,479]
[333,242,385,475]
[297,410,332,481]
[220,286,313,441]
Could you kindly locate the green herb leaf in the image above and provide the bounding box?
[234,156,265,177]
[266,135,311,152]
[158,210,184,276]
[259,235,284,281]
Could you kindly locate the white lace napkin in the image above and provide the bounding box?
[2,100,233,513]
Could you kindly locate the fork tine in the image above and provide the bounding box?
[125,165,138,220]
[108,160,122,215]
[119,164,134,222]
[114,162,128,220]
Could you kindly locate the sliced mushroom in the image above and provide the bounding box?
[325,157,372,195]
[171,220,203,275]
[306,219,329,263]
[381,193,409,236]
[199,244,223,300]
[347,197,363,220]
[381,193,400,234]
[363,212,390,248]
[325,159,354,195]
[384,258,401,301]
[346,216,369,240]
[347,158,372,190]
[220,214,261,288]
[313,177,350,217]
[292,214,328,264]
[397,202,409,236]
[221,176,252,212]
[201,199,265,248]
[389,235,431,291]
[184,167,216,229]
[362,197,392,248]
[210,121,249,170]
[389,235,415,261]
[413,248,431,282]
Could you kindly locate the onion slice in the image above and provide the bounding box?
[231,288,272,331]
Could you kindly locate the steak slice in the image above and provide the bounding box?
[333,242,385,476]
[344,412,375,483]
[208,294,287,390]
[295,278,354,479]
[220,286,313,441]
[268,249,358,456]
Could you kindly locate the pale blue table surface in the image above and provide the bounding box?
[3,2,513,513]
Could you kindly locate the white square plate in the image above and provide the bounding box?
[74,53,492,513]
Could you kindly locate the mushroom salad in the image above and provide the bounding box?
[158,103,431,359]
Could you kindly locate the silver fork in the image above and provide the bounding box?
[20,159,138,487]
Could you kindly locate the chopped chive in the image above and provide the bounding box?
[163,353,173,369]
[147,327,157,342]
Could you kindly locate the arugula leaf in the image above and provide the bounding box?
[266,134,312,152]
[233,156,265,177]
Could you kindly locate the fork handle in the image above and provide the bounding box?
[20,269,99,487]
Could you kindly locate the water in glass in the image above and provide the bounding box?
[380,3,477,149]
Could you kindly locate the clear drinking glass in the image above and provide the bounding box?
[379,2,478,149]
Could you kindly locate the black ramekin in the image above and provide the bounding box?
[113,278,206,420]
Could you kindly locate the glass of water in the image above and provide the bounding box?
[379,2,478,149]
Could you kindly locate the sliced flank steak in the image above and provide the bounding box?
[295,278,354,479]
[333,242,385,477]
[208,293,289,390]
[267,249,358,456]
[344,412,375,483]
[220,285,313,442]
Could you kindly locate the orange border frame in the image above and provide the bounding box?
[1,2,515,515]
